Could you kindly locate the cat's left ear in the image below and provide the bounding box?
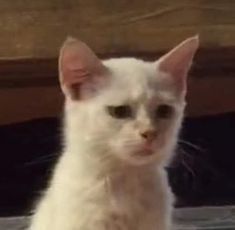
[157,35,199,95]
[59,37,108,99]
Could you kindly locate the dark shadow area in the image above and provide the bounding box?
[0,113,234,216]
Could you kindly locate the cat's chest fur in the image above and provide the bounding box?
[103,167,170,230]
[33,154,171,230]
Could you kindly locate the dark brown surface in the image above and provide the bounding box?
[0,47,235,89]
[0,47,235,124]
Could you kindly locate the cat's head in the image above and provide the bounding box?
[59,36,199,166]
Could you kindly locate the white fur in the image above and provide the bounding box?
[29,58,186,230]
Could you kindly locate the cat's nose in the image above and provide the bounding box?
[140,130,157,141]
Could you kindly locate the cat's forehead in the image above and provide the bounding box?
[99,58,176,104]
[103,58,154,82]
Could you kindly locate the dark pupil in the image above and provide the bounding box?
[107,105,132,119]
[156,104,173,119]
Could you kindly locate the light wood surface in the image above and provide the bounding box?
[0,0,234,58]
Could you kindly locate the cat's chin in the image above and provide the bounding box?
[117,149,163,166]
[133,146,154,157]
[123,154,157,166]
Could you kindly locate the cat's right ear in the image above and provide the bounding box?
[157,36,199,96]
[59,37,107,99]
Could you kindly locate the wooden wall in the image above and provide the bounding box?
[0,0,235,58]
[0,0,235,124]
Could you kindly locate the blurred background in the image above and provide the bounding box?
[0,0,234,217]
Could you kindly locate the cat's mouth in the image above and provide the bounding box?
[132,145,154,157]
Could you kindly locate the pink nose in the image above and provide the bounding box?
[140,130,157,141]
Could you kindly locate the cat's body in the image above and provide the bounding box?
[31,153,171,230]
[29,37,199,230]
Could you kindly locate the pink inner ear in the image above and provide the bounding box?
[59,38,106,98]
[158,36,199,92]
[61,49,90,86]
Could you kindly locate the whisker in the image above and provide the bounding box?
[24,153,59,166]
[178,139,204,152]
[178,148,196,177]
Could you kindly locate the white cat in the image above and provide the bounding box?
[29,36,199,230]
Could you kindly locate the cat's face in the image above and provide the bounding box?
[59,37,199,166]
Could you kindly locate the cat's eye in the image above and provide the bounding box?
[107,105,132,119]
[155,104,174,119]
